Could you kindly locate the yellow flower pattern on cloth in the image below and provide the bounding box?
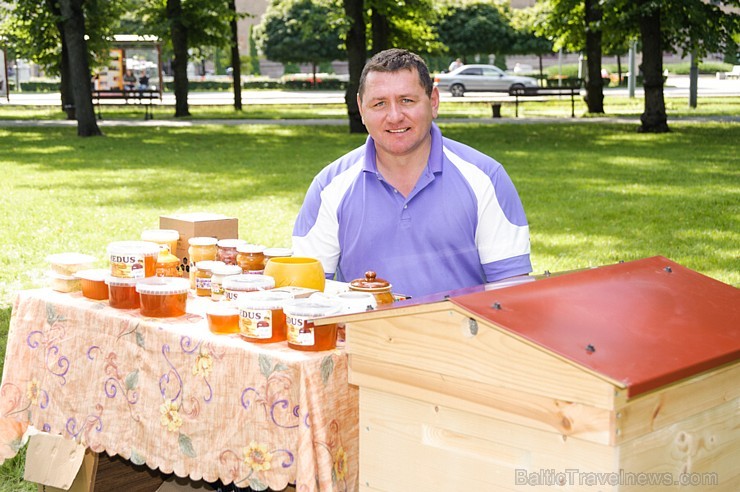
[192,351,213,378]
[26,379,41,405]
[160,401,183,432]
[333,446,347,481]
[243,440,272,472]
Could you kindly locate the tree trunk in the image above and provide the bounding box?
[312,62,317,89]
[370,9,390,56]
[343,0,366,134]
[167,0,191,117]
[638,0,669,133]
[59,0,101,136]
[228,0,242,111]
[584,0,604,114]
[617,55,622,86]
[47,0,76,120]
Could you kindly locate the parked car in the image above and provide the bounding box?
[433,64,538,96]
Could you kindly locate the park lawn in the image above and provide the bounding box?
[0,120,738,491]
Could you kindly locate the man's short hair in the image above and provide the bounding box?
[358,48,433,100]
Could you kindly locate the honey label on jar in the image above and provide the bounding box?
[287,316,315,346]
[239,308,273,339]
[110,254,147,278]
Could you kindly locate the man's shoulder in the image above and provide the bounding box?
[312,144,367,192]
[441,136,503,175]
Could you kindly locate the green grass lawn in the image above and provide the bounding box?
[0,115,738,491]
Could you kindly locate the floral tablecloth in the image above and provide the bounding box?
[0,289,358,491]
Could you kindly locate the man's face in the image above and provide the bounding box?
[358,68,439,161]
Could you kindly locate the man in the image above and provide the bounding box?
[292,49,531,298]
[448,58,463,72]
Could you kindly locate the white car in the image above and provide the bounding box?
[433,64,539,96]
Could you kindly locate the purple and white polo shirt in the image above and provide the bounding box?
[292,123,531,298]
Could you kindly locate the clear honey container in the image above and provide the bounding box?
[107,241,160,279]
[222,274,275,302]
[136,277,190,317]
[238,290,294,343]
[283,298,342,351]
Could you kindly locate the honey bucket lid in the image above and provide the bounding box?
[282,298,343,318]
[107,241,161,257]
[136,277,190,295]
[46,252,97,266]
[222,274,275,291]
[239,290,294,310]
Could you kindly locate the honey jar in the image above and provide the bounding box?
[349,271,395,305]
[236,244,266,274]
[136,277,189,317]
[106,276,140,309]
[206,302,240,335]
[107,241,160,279]
[217,239,247,266]
[141,229,179,258]
[155,246,181,277]
[210,264,243,301]
[187,237,218,289]
[283,298,342,352]
[238,290,294,343]
[222,274,275,302]
[74,269,109,300]
[194,260,224,297]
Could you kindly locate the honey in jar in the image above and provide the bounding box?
[74,269,109,300]
[141,229,179,258]
[136,277,189,317]
[217,239,247,266]
[155,245,181,277]
[238,290,294,343]
[107,241,160,279]
[236,244,266,274]
[187,237,218,289]
[194,260,224,297]
[106,276,140,309]
[206,302,240,335]
[210,264,243,301]
[283,298,342,351]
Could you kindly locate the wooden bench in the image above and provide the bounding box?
[495,82,583,118]
[92,89,161,120]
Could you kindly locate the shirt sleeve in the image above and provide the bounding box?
[292,176,341,278]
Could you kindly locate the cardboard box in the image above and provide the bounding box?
[159,213,239,276]
[24,433,165,492]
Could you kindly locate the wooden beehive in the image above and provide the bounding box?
[333,256,739,491]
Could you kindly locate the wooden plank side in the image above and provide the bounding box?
[350,354,614,445]
[616,362,740,445]
[346,311,618,409]
[618,398,739,492]
[358,387,616,492]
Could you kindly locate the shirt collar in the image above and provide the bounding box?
[363,122,444,175]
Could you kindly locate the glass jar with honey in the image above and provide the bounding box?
[211,263,243,301]
[194,260,224,297]
[187,237,218,289]
[236,244,266,274]
[217,239,247,266]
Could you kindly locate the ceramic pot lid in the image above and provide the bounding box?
[350,271,392,292]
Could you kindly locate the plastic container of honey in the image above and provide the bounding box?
[206,302,240,335]
[236,244,266,274]
[155,246,181,277]
[222,274,275,302]
[238,290,294,343]
[107,241,160,279]
[46,252,97,276]
[283,298,342,351]
[188,237,218,289]
[106,276,140,309]
[47,271,81,293]
[74,269,109,300]
[210,264,243,301]
[141,229,180,258]
[136,277,190,317]
[217,239,247,266]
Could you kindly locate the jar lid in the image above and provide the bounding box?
[188,236,218,246]
[74,268,109,282]
[105,275,140,286]
[264,247,293,258]
[236,243,266,254]
[141,229,179,241]
[222,274,275,292]
[107,241,161,257]
[46,252,97,267]
[195,260,224,273]
[282,298,343,318]
[239,290,294,310]
[136,277,190,295]
[212,264,243,276]
[217,238,247,248]
[349,271,392,293]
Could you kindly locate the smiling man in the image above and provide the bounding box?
[292,48,532,298]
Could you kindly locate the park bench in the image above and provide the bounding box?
[725,65,740,79]
[494,81,583,118]
[92,89,161,120]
